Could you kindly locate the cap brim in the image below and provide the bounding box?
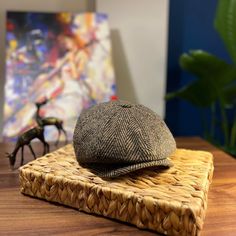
[80,158,173,178]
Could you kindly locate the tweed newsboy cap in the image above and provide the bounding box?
[73,100,176,177]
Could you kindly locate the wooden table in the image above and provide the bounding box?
[0,137,235,235]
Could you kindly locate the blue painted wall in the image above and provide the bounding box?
[165,0,231,137]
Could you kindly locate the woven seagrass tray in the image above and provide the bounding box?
[19,144,214,236]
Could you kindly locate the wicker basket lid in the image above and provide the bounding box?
[73,100,176,177]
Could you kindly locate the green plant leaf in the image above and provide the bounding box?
[165,50,236,107]
[222,83,236,107]
[165,79,217,107]
[214,0,236,64]
[180,50,236,87]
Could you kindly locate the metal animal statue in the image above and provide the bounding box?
[6,126,49,169]
[35,99,68,146]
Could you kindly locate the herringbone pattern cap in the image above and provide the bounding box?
[73,100,176,177]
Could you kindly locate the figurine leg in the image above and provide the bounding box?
[55,129,61,146]
[39,135,50,154]
[62,128,68,144]
[20,146,24,166]
[28,143,36,159]
[46,142,50,153]
[42,141,48,155]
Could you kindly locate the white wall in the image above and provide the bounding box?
[97,0,169,117]
[0,0,93,134]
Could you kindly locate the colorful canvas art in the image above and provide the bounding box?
[4,12,116,141]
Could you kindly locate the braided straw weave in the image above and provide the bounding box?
[19,144,214,236]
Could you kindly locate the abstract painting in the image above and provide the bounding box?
[4,12,116,141]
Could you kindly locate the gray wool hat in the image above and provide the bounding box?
[73,100,176,178]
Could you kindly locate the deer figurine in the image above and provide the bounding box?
[35,99,68,146]
[6,126,49,169]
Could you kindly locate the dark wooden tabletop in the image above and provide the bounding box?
[0,137,236,236]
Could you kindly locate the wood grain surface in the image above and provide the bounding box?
[0,137,236,236]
